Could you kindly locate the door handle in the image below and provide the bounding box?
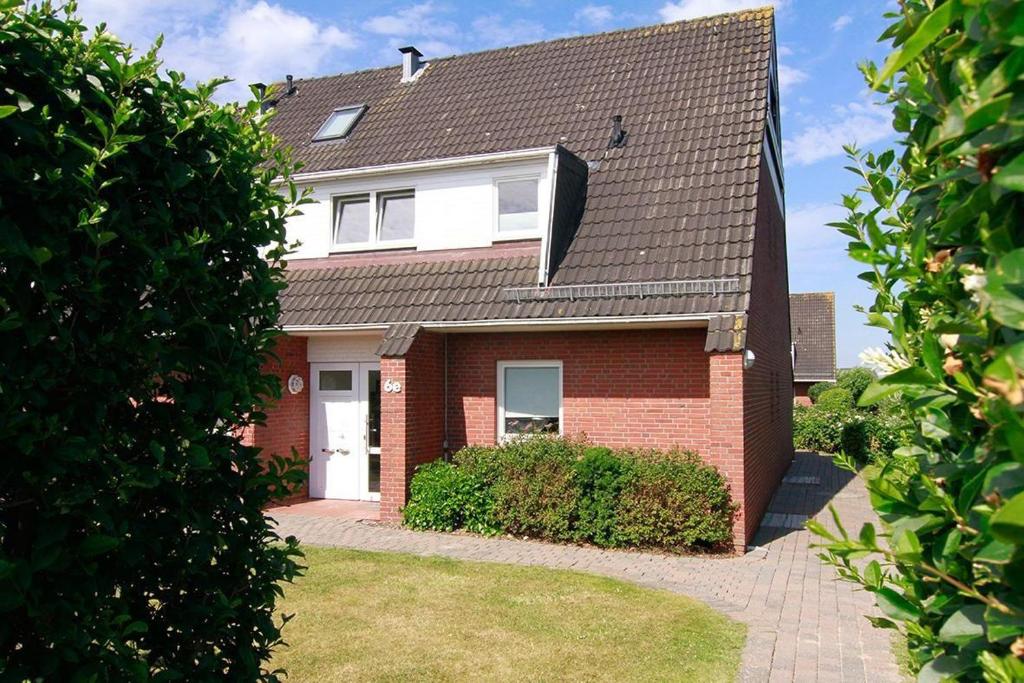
[321,448,350,456]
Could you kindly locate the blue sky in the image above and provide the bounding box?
[76,0,896,367]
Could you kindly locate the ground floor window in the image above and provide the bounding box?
[497,360,563,439]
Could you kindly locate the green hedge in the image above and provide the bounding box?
[793,401,911,464]
[402,437,736,552]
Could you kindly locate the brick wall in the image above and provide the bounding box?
[248,335,310,504]
[794,381,813,406]
[741,155,795,541]
[380,331,445,521]
[446,328,713,452]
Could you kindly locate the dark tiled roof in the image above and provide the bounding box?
[376,323,422,357]
[705,314,747,352]
[271,8,775,328]
[790,292,836,381]
[280,254,745,327]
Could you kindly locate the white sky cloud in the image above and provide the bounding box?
[576,5,615,27]
[364,3,458,40]
[778,64,807,93]
[471,15,547,48]
[76,0,357,102]
[784,100,893,166]
[831,14,852,31]
[659,0,786,21]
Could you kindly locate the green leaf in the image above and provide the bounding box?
[938,605,986,646]
[993,150,1024,192]
[874,587,923,622]
[985,606,1024,642]
[917,655,971,683]
[0,104,16,119]
[80,534,119,557]
[990,491,1024,544]
[873,1,956,87]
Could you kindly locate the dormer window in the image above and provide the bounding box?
[496,177,540,236]
[331,189,415,250]
[313,104,367,141]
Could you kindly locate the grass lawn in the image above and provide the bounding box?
[273,546,745,682]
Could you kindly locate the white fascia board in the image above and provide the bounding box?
[281,312,745,335]
[539,149,558,285]
[280,147,557,185]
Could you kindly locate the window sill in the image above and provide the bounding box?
[493,231,542,243]
[330,240,416,254]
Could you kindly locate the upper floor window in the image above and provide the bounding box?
[332,189,415,249]
[496,178,539,234]
[313,105,367,142]
[377,190,415,241]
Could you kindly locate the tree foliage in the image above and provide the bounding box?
[809,1,1024,680]
[0,3,307,679]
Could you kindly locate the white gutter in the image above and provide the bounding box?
[282,312,746,335]
[281,146,557,184]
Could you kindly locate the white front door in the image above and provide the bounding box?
[309,362,381,501]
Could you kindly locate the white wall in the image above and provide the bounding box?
[284,157,551,259]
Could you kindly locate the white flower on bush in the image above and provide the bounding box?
[960,264,989,307]
[859,346,911,377]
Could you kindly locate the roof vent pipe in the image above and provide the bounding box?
[608,114,628,148]
[286,74,296,96]
[399,46,424,82]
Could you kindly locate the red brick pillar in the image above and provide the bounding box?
[379,331,445,521]
[709,352,747,549]
[249,334,310,504]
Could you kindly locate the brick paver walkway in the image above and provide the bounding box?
[271,452,901,682]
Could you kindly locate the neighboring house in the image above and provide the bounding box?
[790,292,837,405]
[250,8,793,547]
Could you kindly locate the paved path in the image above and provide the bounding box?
[271,452,901,682]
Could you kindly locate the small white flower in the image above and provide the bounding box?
[859,346,911,377]
[939,333,959,350]
[960,265,990,307]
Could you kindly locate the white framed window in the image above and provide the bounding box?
[494,177,540,238]
[497,360,563,440]
[313,105,367,142]
[377,190,415,242]
[332,194,371,245]
[330,189,415,251]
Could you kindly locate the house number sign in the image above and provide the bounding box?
[383,379,403,393]
[287,375,304,395]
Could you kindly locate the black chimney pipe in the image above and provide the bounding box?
[253,83,268,113]
[286,74,296,96]
[608,114,627,148]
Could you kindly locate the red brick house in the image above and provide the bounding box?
[251,8,793,547]
[790,292,837,405]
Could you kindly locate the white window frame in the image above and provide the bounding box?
[312,104,367,142]
[493,175,542,241]
[496,360,563,441]
[330,187,416,252]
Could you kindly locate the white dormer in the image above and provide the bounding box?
[281,146,588,285]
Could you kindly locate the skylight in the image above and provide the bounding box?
[313,105,366,141]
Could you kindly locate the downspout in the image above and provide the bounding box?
[443,333,450,461]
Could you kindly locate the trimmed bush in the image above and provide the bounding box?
[614,451,735,549]
[807,381,833,403]
[405,437,736,552]
[816,387,855,411]
[402,461,498,535]
[793,404,846,453]
[835,367,875,403]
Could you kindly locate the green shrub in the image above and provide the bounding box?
[406,437,735,552]
[835,367,876,403]
[614,451,735,550]
[793,404,846,453]
[402,461,498,534]
[574,447,626,547]
[0,5,308,679]
[816,387,855,411]
[807,381,834,403]
[809,2,1024,679]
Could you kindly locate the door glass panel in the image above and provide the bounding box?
[319,370,352,391]
[367,370,381,448]
[367,369,381,494]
